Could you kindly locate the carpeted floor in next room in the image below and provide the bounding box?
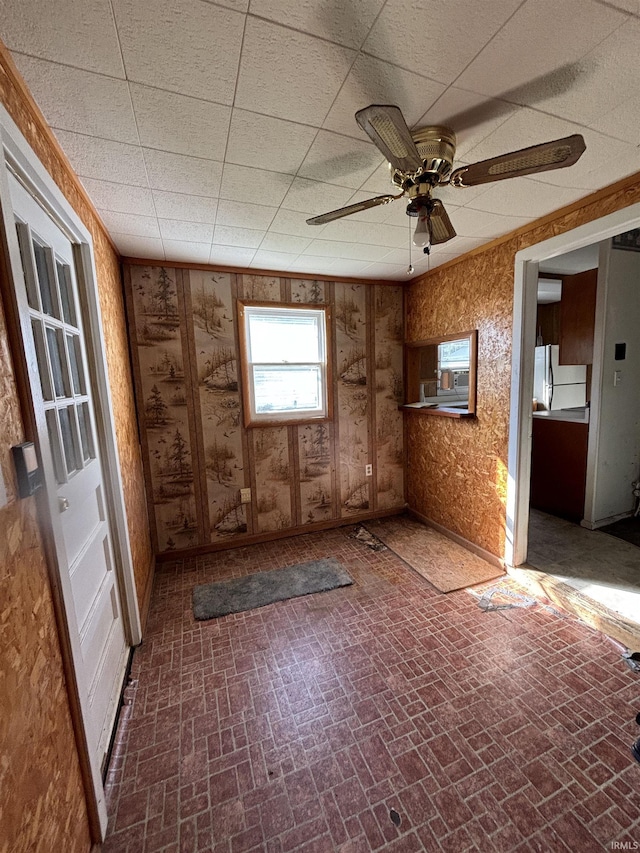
[104,523,639,853]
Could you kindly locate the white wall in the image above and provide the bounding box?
[587,241,640,524]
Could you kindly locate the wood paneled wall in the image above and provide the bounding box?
[0,41,152,851]
[405,173,640,559]
[124,264,405,555]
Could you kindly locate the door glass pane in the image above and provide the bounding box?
[78,402,95,462]
[46,327,68,397]
[33,241,59,318]
[31,319,53,401]
[59,405,78,475]
[16,224,39,309]
[57,262,76,326]
[45,409,66,484]
[67,333,85,395]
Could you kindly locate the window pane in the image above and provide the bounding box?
[248,311,321,363]
[57,262,76,326]
[66,333,85,395]
[33,241,58,318]
[46,326,68,397]
[45,410,66,484]
[78,402,95,462]
[32,319,53,401]
[253,365,322,414]
[58,405,78,475]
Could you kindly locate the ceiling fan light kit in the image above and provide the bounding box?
[306,104,587,255]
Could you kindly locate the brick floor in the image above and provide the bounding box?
[104,524,640,852]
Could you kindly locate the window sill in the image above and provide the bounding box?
[244,414,332,429]
[399,403,475,419]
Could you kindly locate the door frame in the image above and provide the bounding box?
[505,199,640,568]
[0,106,141,838]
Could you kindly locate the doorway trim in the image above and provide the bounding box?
[0,104,141,838]
[505,200,640,569]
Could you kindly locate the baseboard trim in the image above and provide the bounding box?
[581,510,635,530]
[406,508,504,569]
[155,506,406,563]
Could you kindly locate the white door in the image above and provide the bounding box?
[9,173,129,774]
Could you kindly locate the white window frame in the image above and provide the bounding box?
[237,301,332,427]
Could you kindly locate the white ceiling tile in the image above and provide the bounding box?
[362,0,523,84]
[0,0,125,76]
[215,199,277,230]
[464,177,584,219]
[209,245,256,266]
[163,240,212,263]
[98,209,160,238]
[226,109,317,174]
[268,208,327,238]
[81,178,155,216]
[204,0,249,11]
[235,18,355,126]
[323,54,446,139]
[152,191,218,224]
[454,0,628,100]
[212,225,265,248]
[159,219,214,242]
[379,247,420,265]
[357,262,406,280]
[111,233,164,259]
[359,160,397,194]
[251,250,297,270]
[247,0,385,49]
[54,130,149,186]
[449,207,531,240]
[303,240,391,261]
[299,131,384,188]
[281,178,354,214]
[130,84,231,160]
[220,165,294,206]
[326,259,371,276]
[287,256,337,274]
[318,219,407,248]
[142,149,223,197]
[259,233,311,254]
[12,55,138,144]
[112,0,244,104]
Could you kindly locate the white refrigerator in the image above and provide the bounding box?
[533,345,587,410]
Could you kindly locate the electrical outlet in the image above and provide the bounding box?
[365,464,373,477]
[240,487,251,504]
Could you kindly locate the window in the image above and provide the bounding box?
[238,302,332,427]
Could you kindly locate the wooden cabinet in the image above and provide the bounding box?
[559,268,597,364]
[530,417,589,522]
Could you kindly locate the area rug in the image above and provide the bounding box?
[192,557,353,620]
[599,516,640,549]
[363,515,504,593]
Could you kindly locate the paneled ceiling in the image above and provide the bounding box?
[2,0,640,280]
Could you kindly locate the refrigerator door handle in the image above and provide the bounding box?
[548,361,554,410]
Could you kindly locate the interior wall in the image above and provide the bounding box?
[405,173,640,559]
[124,263,405,555]
[591,241,640,522]
[0,42,152,851]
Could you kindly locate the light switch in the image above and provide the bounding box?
[614,370,622,386]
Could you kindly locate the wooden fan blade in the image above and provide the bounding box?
[428,200,456,244]
[306,194,399,226]
[355,105,423,174]
[450,134,586,187]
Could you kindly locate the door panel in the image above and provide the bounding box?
[9,173,128,770]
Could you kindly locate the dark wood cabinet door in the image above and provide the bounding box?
[559,268,597,364]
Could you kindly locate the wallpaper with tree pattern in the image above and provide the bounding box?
[125,265,404,554]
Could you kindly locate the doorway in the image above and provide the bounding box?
[0,105,141,838]
[506,200,640,640]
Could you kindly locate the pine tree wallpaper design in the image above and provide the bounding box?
[188,270,246,540]
[129,265,198,551]
[126,264,404,555]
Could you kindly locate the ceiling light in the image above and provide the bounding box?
[412,213,430,248]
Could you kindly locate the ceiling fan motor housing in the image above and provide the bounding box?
[391,126,456,191]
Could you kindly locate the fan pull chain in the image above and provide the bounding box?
[407,216,414,275]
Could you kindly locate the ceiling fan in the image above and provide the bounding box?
[306,105,586,249]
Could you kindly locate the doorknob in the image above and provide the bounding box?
[58,496,70,512]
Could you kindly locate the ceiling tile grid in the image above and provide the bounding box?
[3,0,640,280]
